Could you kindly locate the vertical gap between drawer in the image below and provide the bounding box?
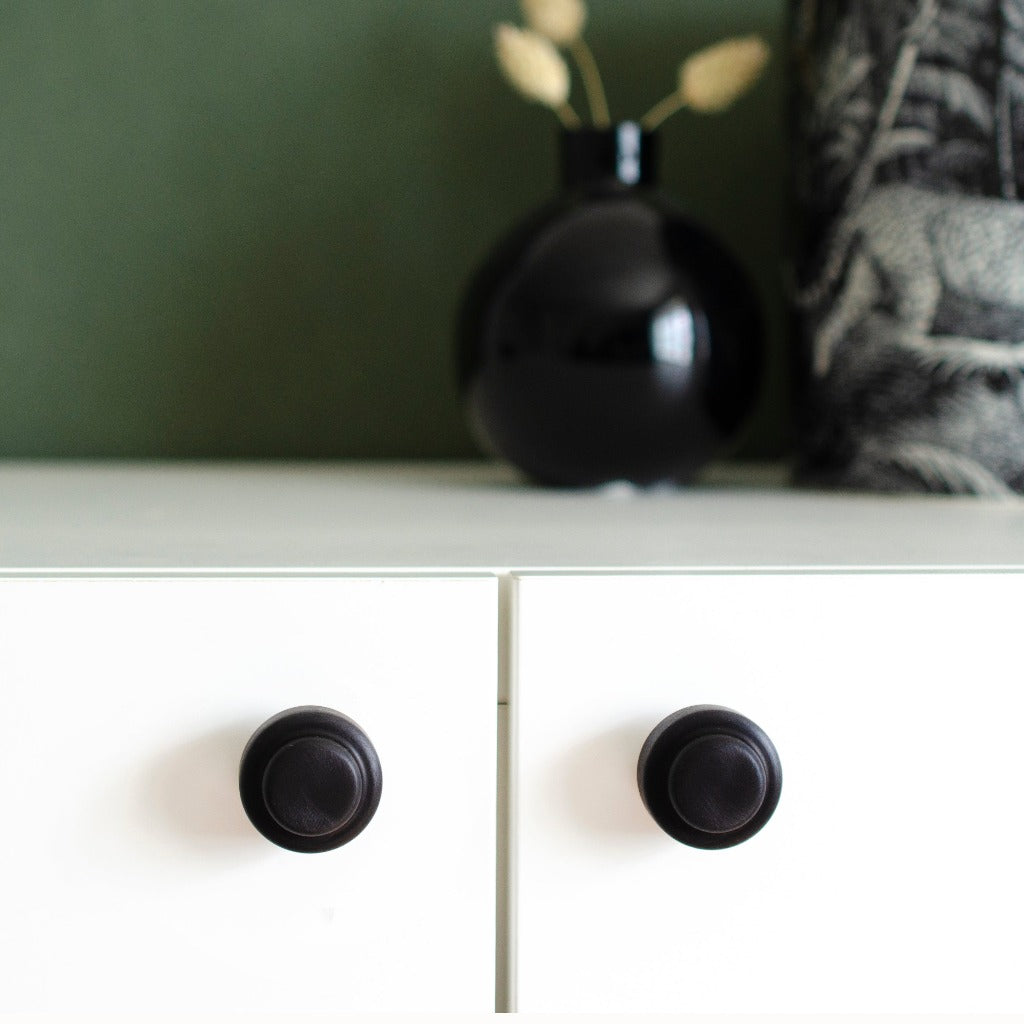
[496,573,517,1013]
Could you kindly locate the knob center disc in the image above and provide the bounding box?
[668,734,768,835]
[262,736,364,838]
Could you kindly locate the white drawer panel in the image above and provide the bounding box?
[514,573,1024,1014]
[0,576,496,1013]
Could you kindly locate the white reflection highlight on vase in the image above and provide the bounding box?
[616,120,642,185]
[650,298,696,368]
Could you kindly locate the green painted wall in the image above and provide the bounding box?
[0,1,789,458]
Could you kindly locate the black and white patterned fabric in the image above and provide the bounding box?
[794,0,1024,496]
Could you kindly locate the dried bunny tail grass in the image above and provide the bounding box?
[494,24,580,127]
[520,0,609,126]
[520,0,586,45]
[680,35,770,113]
[642,34,770,129]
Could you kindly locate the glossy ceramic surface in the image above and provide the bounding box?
[459,124,763,487]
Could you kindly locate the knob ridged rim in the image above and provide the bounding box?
[239,706,383,853]
[638,704,781,850]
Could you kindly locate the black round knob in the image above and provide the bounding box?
[638,705,781,849]
[239,706,382,853]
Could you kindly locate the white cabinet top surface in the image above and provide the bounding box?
[1,460,1023,571]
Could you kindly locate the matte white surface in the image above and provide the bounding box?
[0,576,496,1013]
[3,461,1024,571]
[514,573,1024,1013]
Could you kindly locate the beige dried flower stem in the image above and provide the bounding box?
[640,92,688,132]
[520,0,609,126]
[569,37,610,127]
[642,35,770,130]
[556,100,582,129]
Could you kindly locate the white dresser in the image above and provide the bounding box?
[0,462,1021,1016]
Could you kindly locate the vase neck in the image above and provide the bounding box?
[559,122,657,189]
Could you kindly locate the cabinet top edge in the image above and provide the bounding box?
[2,460,1022,571]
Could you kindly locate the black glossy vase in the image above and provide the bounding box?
[458,122,763,487]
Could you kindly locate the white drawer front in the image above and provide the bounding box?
[513,573,1024,1014]
[0,576,496,1013]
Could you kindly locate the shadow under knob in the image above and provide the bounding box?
[240,706,382,853]
[638,705,781,849]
